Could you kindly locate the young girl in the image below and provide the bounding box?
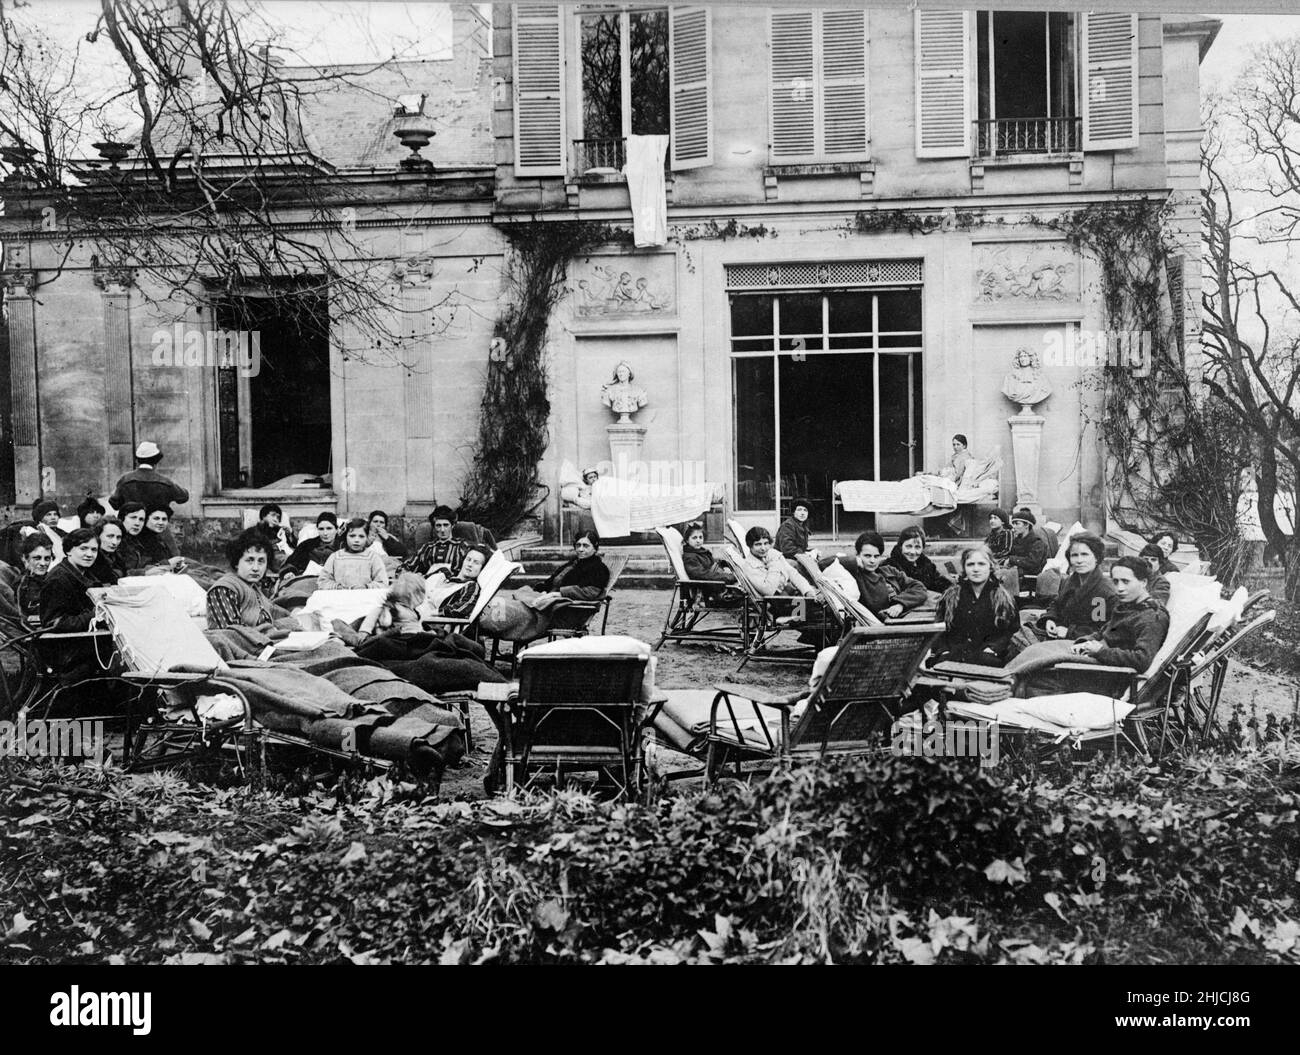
[931,546,1019,666]
[319,518,390,590]
[681,521,736,599]
[886,526,954,595]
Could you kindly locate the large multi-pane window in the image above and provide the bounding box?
[579,7,669,168]
[730,287,923,532]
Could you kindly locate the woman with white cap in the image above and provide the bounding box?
[109,440,189,514]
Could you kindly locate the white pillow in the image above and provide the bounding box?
[1002,692,1136,730]
[518,634,652,661]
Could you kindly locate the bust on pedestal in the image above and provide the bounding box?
[601,361,648,474]
[1001,347,1052,516]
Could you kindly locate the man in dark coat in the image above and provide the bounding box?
[109,441,189,513]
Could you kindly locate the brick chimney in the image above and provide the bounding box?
[450,3,490,89]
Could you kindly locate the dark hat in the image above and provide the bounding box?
[32,499,59,522]
[1011,508,1037,526]
[790,497,812,515]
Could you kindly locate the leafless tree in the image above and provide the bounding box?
[1201,42,1300,599]
[0,0,468,354]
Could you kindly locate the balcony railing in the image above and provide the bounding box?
[573,137,627,175]
[974,117,1081,158]
[572,136,673,177]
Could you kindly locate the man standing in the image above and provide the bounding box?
[109,441,189,514]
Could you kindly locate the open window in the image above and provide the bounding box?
[211,284,332,490]
[914,10,1136,159]
[577,7,669,172]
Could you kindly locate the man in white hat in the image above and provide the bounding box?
[109,441,190,514]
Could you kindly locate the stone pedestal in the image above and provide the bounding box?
[606,422,647,481]
[1007,410,1045,516]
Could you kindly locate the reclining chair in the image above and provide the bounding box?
[655,526,747,652]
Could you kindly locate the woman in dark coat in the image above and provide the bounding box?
[930,545,1020,666]
[886,526,954,594]
[1036,533,1117,639]
[40,528,104,685]
[984,510,1014,562]
[538,530,610,600]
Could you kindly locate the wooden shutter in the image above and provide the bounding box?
[1082,12,1138,151]
[770,10,816,161]
[670,6,712,169]
[821,10,868,158]
[513,4,565,176]
[914,9,971,159]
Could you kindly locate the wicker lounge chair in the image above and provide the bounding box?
[652,622,943,783]
[654,526,747,652]
[496,634,652,798]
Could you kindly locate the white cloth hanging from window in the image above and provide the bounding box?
[624,135,669,248]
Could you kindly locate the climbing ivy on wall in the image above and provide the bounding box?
[458,221,611,536]
[1038,199,1252,584]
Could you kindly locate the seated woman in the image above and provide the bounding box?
[39,528,100,633]
[534,530,610,601]
[38,528,105,685]
[835,531,926,619]
[17,533,54,631]
[886,526,954,597]
[741,526,816,600]
[1149,531,1181,575]
[89,517,128,586]
[984,509,1013,562]
[1006,557,1170,699]
[76,496,106,530]
[145,507,187,571]
[774,498,820,562]
[319,518,390,590]
[282,512,339,576]
[1138,544,1172,603]
[31,498,66,559]
[681,521,737,600]
[206,530,294,631]
[403,506,469,577]
[118,502,179,573]
[420,545,490,621]
[938,434,972,482]
[366,509,408,559]
[256,503,296,563]
[930,546,1019,666]
[1027,532,1116,642]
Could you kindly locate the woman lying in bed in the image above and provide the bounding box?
[206,530,296,631]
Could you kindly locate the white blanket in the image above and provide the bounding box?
[624,134,669,248]
[591,477,716,538]
[836,478,930,513]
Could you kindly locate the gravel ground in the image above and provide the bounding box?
[441,589,1300,799]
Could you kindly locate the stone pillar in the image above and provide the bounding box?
[2,264,41,505]
[1007,409,1045,516]
[93,265,138,486]
[607,423,647,480]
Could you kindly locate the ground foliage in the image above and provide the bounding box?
[2,748,1298,965]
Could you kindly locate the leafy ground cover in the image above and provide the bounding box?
[2,749,1297,965]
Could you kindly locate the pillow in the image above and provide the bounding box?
[821,558,859,597]
[518,633,652,661]
[1001,692,1136,730]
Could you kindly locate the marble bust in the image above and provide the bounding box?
[1001,346,1052,413]
[600,361,648,424]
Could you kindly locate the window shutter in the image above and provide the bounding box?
[513,4,565,176]
[770,10,816,161]
[820,10,868,159]
[914,9,971,159]
[670,6,712,170]
[1082,12,1138,151]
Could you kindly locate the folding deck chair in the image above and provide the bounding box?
[422,548,524,637]
[723,542,828,668]
[543,552,629,641]
[654,526,747,652]
[931,585,1271,760]
[651,623,943,783]
[496,634,652,799]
